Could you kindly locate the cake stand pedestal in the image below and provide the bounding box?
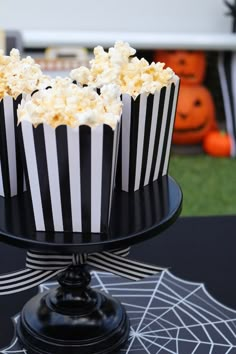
[0,176,182,354]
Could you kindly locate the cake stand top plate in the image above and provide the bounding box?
[0,176,182,253]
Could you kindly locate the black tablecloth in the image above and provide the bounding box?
[0,215,236,350]
[131,215,236,310]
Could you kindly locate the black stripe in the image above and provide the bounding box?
[33,124,54,231]
[101,125,114,233]
[101,253,161,271]
[158,83,176,178]
[0,271,55,294]
[0,270,31,282]
[79,126,91,233]
[56,126,72,231]
[223,52,236,144]
[27,259,70,265]
[149,87,166,183]
[150,179,162,224]
[128,95,140,191]
[142,181,153,226]
[115,117,122,189]
[27,260,68,266]
[132,189,145,231]
[27,255,71,262]
[0,99,11,196]
[110,123,120,221]
[26,264,66,270]
[27,256,71,262]
[16,124,35,230]
[113,123,121,188]
[89,257,157,279]
[163,82,180,175]
[28,250,71,256]
[159,176,170,218]
[139,94,154,188]
[13,95,24,194]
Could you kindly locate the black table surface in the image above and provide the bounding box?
[0,215,236,349]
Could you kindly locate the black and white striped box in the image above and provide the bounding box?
[0,95,25,197]
[116,75,180,192]
[17,122,120,233]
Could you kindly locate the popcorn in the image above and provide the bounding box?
[17,78,122,129]
[0,49,50,100]
[70,41,175,98]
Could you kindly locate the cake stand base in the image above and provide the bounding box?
[17,265,130,354]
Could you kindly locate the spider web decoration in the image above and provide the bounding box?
[2,270,236,354]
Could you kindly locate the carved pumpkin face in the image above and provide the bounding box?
[155,50,206,85]
[173,85,216,145]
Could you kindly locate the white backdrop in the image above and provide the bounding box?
[0,0,231,33]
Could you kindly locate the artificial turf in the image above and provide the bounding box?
[169,154,236,216]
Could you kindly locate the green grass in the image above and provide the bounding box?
[169,154,236,216]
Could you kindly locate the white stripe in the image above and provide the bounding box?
[163,77,180,175]
[112,251,129,258]
[112,247,130,255]
[153,84,171,181]
[27,252,72,260]
[89,257,157,278]
[108,123,119,222]
[134,93,148,191]
[102,252,165,270]
[27,259,69,266]
[91,125,103,232]
[121,94,132,191]
[218,52,236,156]
[67,126,82,232]
[43,124,63,231]
[22,94,27,193]
[0,270,51,290]
[144,91,161,186]
[87,261,140,280]
[21,121,45,230]
[3,96,17,196]
[0,159,4,196]
[0,269,42,285]
[91,253,161,274]
[0,268,31,279]
[0,270,61,295]
[27,265,67,271]
[112,121,121,190]
[231,52,236,156]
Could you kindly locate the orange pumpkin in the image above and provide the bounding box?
[155,50,206,85]
[173,85,217,145]
[203,131,231,157]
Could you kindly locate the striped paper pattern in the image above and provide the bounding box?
[116,76,180,192]
[17,122,120,233]
[218,52,236,156]
[0,95,25,197]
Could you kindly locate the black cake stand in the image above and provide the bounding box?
[0,175,182,354]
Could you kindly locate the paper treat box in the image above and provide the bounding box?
[0,95,25,197]
[17,122,120,233]
[116,75,180,192]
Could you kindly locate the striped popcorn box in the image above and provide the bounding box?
[116,75,180,192]
[17,122,120,233]
[0,95,25,197]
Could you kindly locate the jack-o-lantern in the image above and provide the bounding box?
[173,85,216,145]
[155,50,206,85]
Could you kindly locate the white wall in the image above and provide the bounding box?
[0,0,232,34]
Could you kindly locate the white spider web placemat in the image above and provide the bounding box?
[2,270,236,354]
